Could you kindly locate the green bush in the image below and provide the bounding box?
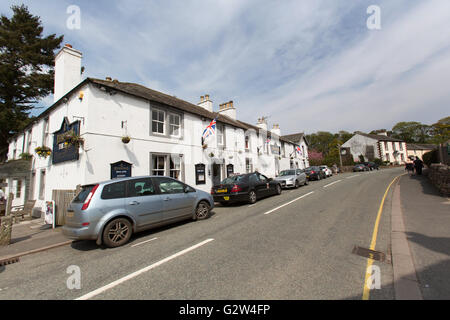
[373,158,383,166]
[422,149,438,167]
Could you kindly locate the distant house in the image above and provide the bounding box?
[406,143,436,161]
[342,131,407,164]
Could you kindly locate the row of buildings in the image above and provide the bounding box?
[0,44,309,211]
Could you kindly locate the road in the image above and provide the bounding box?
[0,168,403,300]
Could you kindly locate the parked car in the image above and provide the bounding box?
[319,165,333,177]
[62,176,214,248]
[353,164,369,172]
[363,162,379,170]
[275,169,308,188]
[305,166,326,180]
[211,172,282,205]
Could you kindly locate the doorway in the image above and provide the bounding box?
[212,164,222,186]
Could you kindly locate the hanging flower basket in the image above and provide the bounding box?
[35,146,52,158]
[202,144,208,149]
[208,152,214,158]
[63,131,84,148]
[122,136,131,144]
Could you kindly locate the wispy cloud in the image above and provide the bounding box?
[1,0,449,133]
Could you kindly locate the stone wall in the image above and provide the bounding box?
[0,216,13,246]
[427,164,450,197]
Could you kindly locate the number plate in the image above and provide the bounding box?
[223,196,230,200]
[66,212,74,218]
[217,189,227,193]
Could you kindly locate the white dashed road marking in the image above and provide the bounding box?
[76,238,215,300]
[263,192,314,215]
[131,237,158,247]
[323,180,342,188]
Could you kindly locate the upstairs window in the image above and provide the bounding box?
[217,124,224,146]
[152,109,165,134]
[169,114,181,137]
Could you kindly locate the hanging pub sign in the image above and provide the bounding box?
[270,144,280,155]
[195,163,206,185]
[52,117,81,164]
[111,161,132,179]
[226,164,234,177]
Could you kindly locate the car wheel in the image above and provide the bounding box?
[194,201,210,220]
[102,218,132,248]
[248,190,257,204]
[304,179,308,186]
[276,184,282,195]
[295,180,299,188]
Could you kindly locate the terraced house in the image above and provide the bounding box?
[0,44,308,214]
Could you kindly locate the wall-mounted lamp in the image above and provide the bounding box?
[78,91,84,101]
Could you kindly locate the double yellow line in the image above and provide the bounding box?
[362,173,405,300]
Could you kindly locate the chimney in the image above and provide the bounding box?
[256,117,268,131]
[271,124,281,136]
[54,44,82,102]
[218,100,236,119]
[197,94,213,112]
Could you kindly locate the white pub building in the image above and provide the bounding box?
[1,45,309,214]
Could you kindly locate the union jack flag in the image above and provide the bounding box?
[202,117,217,142]
[296,146,302,155]
[265,137,271,144]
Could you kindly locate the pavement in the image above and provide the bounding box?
[397,169,450,299]
[0,217,72,264]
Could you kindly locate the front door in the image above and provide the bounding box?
[212,164,222,186]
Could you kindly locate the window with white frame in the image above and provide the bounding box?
[169,113,181,137]
[152,109,165,134]
[245,135,250,151]
[16,180,22,198]
[26,130,32,153]
[246,158,253,173]
[39,170,46,200]
[152,155,166,176]
[217,124,224,146]
[170,156,181,179]
[42,118,49,146]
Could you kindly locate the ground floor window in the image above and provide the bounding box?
[245,158,253,173]
[39,170,46,200]
[151,153,183,181]
[15,180,22,198]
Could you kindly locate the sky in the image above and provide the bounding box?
[1,0,449,135]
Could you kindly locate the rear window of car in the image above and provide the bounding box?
[72,185,96,203]
[220,175,248,184]
[101,181,126,200]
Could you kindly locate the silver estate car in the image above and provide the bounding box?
[274,169,308,188]
[62,176,214,248]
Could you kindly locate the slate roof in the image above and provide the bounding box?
[355,132,404,142]
[281,133,309,146]
[11,77,294,144]
[406,143,437,150]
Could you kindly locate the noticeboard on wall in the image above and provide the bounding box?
[226,164,234,177]
[111,161,132,179]
[195,163,206,185]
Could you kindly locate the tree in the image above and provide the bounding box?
[429,117,450,144]
[305,131,335,155]
[391,121,432,143]
[0,5,63,161]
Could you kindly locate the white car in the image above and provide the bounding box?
[319,165,333,177]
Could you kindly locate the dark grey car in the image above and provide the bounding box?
[62,176,214,247]
[274,169,308,188]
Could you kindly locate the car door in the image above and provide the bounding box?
[125,178,163,227]
[153,177,196,221]
[257,173,272,196]
[296,169,304,184]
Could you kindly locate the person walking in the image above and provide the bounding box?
[413,156,424,175]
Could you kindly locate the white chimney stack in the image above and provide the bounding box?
[54,44,82,102]
[197,94,213,112]
[256,117,268,131]
[218,100,236,120]
[271,124,281,136]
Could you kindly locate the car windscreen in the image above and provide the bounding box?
[72,185,96,203]
[279,170,296,176]
[220,175,247,185]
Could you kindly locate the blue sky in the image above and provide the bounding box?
[1,0,449,135]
